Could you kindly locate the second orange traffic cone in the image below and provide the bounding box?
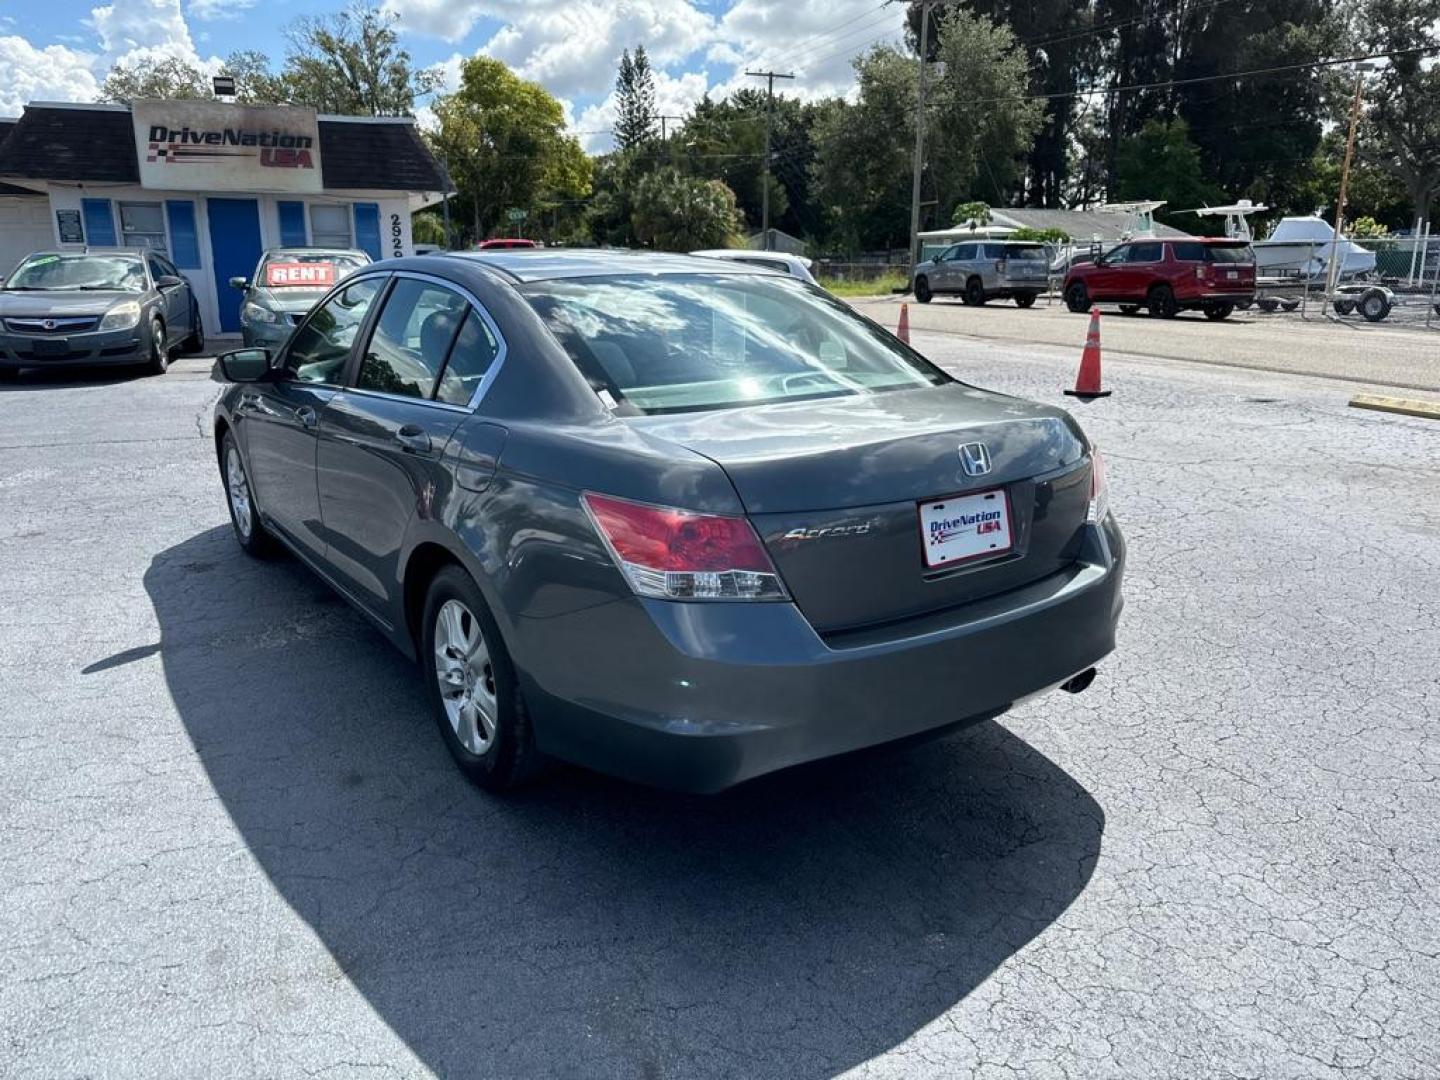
[896,302,910,345]
[1065,307,1112,400]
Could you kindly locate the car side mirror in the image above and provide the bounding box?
[229,276,250,291]
[156,274,184,289]
[218,348,271,383]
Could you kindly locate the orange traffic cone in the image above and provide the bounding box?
[896,302,910,345]
[1065,307,1112,399]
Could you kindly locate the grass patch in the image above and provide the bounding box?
[819,273,908,297]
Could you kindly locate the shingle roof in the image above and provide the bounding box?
[0,104,447,193]
[318,119,448,192]
[0,105,138,183]
[990,207,1191,240]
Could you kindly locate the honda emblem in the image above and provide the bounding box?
[958,442,992,477]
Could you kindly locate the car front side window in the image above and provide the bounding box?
[284,278,383,385]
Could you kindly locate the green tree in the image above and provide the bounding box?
[283,2,440,116]
[431,57,592,244]
[630,168,743,250]
[1115,119,1227,227]
[1348,0,1440,225]
[613,46,658,153]
[809,48,915,252]
[102,52,287,105]
[909,0,1097,207]
[951,201,991,227]
[102,58,211,103]
[411,211,448,246]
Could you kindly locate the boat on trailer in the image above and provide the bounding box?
[1182,200,1377,281]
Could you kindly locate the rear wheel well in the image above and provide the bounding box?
[404,543,463,652]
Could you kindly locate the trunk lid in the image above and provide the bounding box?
[629,385,1094,633]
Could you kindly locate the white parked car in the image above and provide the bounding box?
[690,249,818,284]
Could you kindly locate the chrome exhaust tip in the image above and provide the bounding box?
[1060,667,1097,694]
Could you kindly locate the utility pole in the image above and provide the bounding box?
[903,0,956,284]
[1325,63,1372,299]
[745,69,795,250]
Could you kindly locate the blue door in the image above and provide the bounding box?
[206,198,263,333]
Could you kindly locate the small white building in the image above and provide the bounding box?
[0,99,449,336]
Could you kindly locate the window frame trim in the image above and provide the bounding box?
[335,268,510,414]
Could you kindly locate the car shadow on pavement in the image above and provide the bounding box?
[145,527,1105,1079]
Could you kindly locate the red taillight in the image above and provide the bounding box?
[581,492,787,600]
[1087,449,1110,524]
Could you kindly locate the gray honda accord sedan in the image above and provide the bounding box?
[212,250,1124,793]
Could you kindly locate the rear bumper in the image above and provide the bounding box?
[1183,291,1254,305]
[522,516,1125,792]
[0,329,146,369]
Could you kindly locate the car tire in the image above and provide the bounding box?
[1014,293,1037,309]
[1358,288,1391,323]
[1204,303,1234,321]
[1147,284,1178,318]
[422,565,544,792]
[220,431,278,558]
[1280,298,1300,312]
[146,317,169,375]
[183,304,205,354]
[965,277,986,306]
[1064,283,1090,313]
[1333,299,1355,316]
[914,276,932,304]
[1118,304,1141,316]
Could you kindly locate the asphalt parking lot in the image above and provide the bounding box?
[1,337,1438,1078]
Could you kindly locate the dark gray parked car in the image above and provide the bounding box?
[0,250,202,376]
[914,240,1051,307]
[213,251,1124,793]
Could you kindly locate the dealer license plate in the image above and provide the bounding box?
[919,489,1013,568]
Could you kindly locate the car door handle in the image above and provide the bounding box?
[295,405,318,430]
[394,425,431,453]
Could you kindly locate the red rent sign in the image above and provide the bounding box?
[265,262,336,288]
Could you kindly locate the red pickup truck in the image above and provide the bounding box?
[1063,238,1256,320]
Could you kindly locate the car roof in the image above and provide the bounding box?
[443,248,784,283]
[262,247,368,258]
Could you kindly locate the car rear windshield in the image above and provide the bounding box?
[1006,245,1048,260]
[260,252,368,288]
[1172,241,1253,264]
[5,253,146,292]
[523,274,950,415]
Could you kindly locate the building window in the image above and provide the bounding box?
[118,202,167,252]
[310,204,353,249]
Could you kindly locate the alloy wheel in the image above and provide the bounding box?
[434,599,498,755]
[225,446,252,539]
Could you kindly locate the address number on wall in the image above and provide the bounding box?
[390,212,404,258]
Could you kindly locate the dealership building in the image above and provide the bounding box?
[0,99,448,334]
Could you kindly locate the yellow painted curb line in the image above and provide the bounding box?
[1349,394,1440,420]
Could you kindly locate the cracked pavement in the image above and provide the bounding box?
[0,337,1437,1079]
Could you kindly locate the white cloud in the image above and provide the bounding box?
[187,0,256,23]
[91,0,201,65]
[0,36,101,114]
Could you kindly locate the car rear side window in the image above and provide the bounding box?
[435,309,500,406]
[357,279,468,400]
[1170,242,1207,262]
[285,278,382,385]
[1207,243,1253,263]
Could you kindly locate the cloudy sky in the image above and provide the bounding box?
[0,0,908,150]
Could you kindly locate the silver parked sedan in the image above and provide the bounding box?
[212,250,1123,794]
